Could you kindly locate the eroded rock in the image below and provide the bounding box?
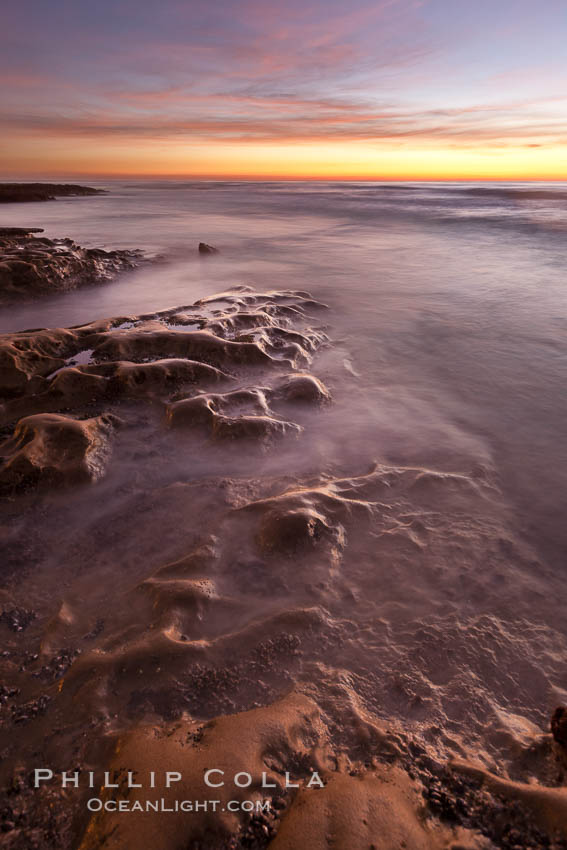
[275,373,331,404]
[0,289,329,447]
[0,412,120,490]
[198,241,219,255]
[0,229,142,301]
[167,387,302,442]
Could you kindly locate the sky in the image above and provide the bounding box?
[1,0,567,180]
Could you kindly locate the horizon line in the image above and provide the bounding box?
[2,174,567,183]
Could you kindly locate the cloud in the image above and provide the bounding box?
[2,91,566,148]
[1,0,567,171]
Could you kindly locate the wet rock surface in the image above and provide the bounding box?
[0,229,142,301]
[0,412,120,491]
[199,241,219,254]
[0,286,566,850]
[0,286,328,443]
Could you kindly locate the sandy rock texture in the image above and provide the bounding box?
[0,412,120,490]
[1,285,566,850]
[80,693,484,850]
[0,286,329,491]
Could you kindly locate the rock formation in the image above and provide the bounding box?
[198,241,219,254]
[0,183,104,203]
[0,228,142,301]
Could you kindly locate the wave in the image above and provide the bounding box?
[460,186,567,201]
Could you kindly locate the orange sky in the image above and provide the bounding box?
[4,139,566,181]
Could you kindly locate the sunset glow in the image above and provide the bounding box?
[2,0,567,180]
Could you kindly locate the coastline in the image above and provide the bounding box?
[0,184,104,204]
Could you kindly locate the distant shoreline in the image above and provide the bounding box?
[0,183,104,203]
[1,177,567,185]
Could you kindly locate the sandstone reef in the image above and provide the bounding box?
[1,286,567,850]
[0,286,329,490]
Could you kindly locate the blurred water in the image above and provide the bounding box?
[1,179,567,331]
[2,181,567,570]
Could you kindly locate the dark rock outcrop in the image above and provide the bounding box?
[0,230,142,301]
[0,227,44,237]
[198,242,219,255]
[0,183,104,203]
[552,706,567,749]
